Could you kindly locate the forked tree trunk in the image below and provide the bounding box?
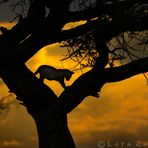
[0,64,77,148]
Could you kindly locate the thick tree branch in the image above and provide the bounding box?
[14,15,147,64]
[0,64,58,114]
[0,18,32,46]
[105,57,148,82]
[55,56,148,114]
[13,19,107,62]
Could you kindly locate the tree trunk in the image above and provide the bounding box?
[34,112,75,148]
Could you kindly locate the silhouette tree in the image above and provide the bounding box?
[0,0,147,147]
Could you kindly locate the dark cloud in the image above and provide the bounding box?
[0,1,15,22]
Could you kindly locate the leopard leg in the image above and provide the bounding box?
[59,79,66,89]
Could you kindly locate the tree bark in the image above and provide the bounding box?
[34,112,75,148]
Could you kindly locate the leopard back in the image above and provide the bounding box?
[61,69,74,81]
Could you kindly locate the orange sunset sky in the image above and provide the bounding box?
[0,21,148,148]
